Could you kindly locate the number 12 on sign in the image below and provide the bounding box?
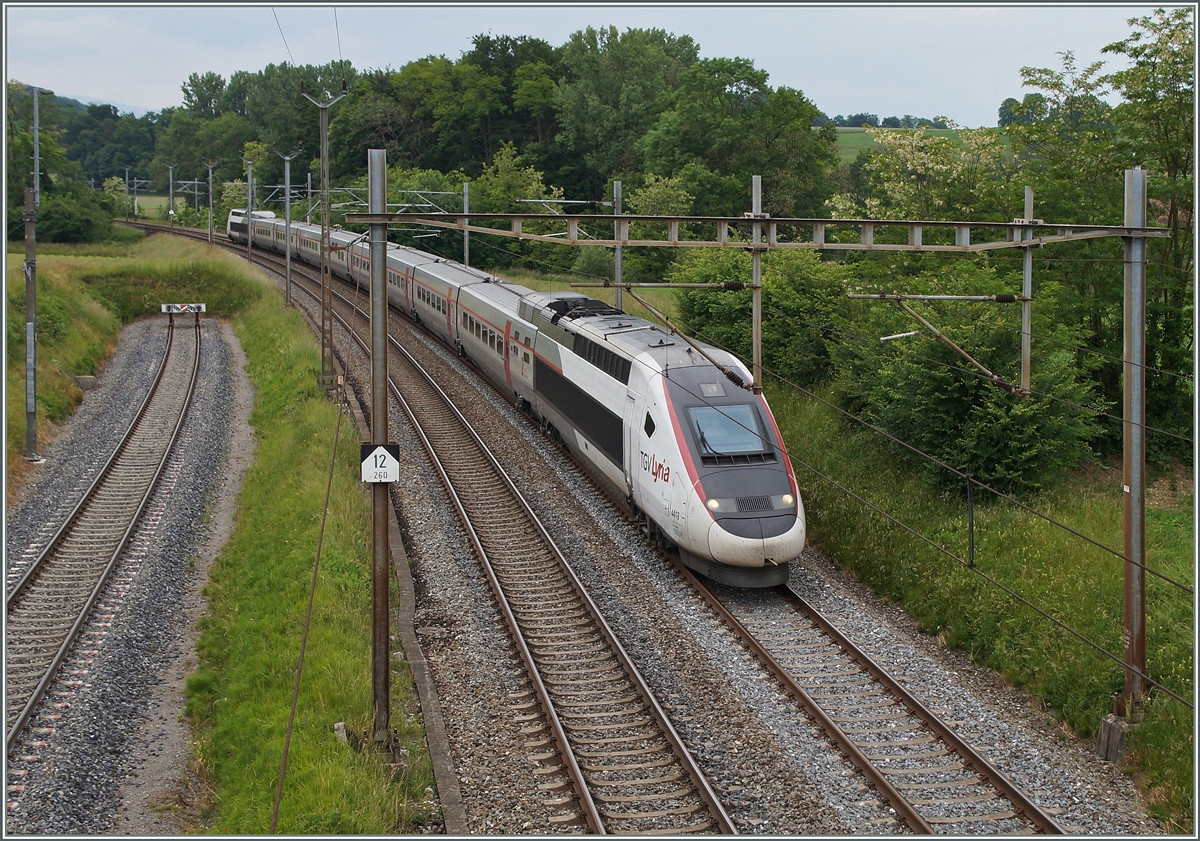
[361,444,400,483]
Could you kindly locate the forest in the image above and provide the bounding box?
[6,8,1193,479]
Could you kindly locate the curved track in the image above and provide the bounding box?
[141,223,1065,833]
[320,275,734,834]
[5,316,201,754]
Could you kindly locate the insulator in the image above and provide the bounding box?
[994,293,1017,303]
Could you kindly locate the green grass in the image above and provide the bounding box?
[188,288,434,831]
[770,381,1193,831]
[5,235,434,832]
[6,250,123,492]
[5,234,268,489]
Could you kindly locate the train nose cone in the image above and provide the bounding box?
[707,509,806,568]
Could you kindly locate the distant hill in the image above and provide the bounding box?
[56,93,152,117]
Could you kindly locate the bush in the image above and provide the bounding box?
[34,192,115,243]
[832,258,1102,495]
[571,245,615,280]
[674,248,853,388]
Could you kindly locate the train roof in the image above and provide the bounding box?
[543,296,746,379]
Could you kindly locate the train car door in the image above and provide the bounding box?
[669,470,689,542]
[622,393,639,494]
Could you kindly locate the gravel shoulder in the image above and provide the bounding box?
[4,317,256,835]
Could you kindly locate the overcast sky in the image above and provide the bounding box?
[4,3,1180,128]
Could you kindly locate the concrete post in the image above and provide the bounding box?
[1119,167,1148,716]
[368,149,390,744]
[1021,186,1034,393]
[23,188,41,461]
[751,176,763,394]
[614,180,623,311]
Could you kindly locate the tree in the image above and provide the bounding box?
[513,61,558,145]
[674,248,854,389]
[1102,7,1194,459]
[636,57,837,217]
[622,173,696,280]
[182,71,227,118]
[554,26,699,197]
[329,70,427,179]
[841,122,1013,222]
[846,112,879,127]
[831,260,1102,495]
[463,33,562,153]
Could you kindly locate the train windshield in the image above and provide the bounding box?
[687,405,765,455]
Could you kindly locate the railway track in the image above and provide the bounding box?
[685,570,1065,834]
[5,315,201,754]
[145,223,1066,833]
[306,274,735,834]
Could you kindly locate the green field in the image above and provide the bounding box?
[833,127,963,164]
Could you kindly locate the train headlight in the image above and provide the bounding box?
[771,493,796,509]
[706,498,722,511]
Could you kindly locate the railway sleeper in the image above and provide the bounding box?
[594,788,694,804]
[600,802,703,819]
[588,772,683,787]
[925,809,1016,824]
[569,731,662,747]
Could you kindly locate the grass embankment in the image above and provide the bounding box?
[6,235,254,498]
[770,382,1194,831]
[186,287,434,833]
[5,235,433,832]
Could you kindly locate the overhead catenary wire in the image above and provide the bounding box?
[681,315,1195,597]
[334,8,343,66]
[271,8,295,66]
[787,451,1193,711]
[762,302,1193,445]
[597,325,1193,708]
[407,219,1191,586]
[326,228,1193,713]
[990,321,1194,383]
[270,396,345,833]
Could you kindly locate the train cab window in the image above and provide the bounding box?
[688,405,763,455]
[644,414,656,438]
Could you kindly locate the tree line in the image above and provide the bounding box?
[6,8,1192,482]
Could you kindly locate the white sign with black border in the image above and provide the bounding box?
[361,444,400,483]
[161,303,207,313]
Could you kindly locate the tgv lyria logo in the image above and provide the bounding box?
[640,451,671,483]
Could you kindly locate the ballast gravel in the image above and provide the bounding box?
[322,286,1162,836]
[5,264,1161,834]
[4,316,253,836]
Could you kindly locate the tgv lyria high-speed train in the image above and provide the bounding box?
[229,210,806,586]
